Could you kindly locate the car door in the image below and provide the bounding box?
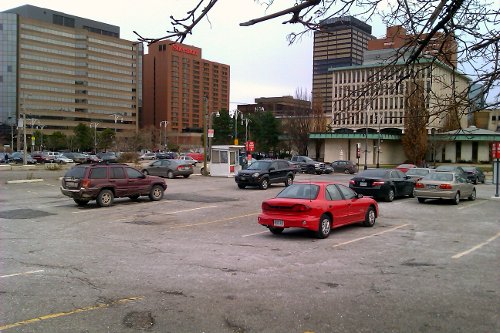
[325,185,349,226]
[391,170,412,196]
[110,166,129,197]
[147,160,162,176]
[126,167,150,194]
[337,184,365,222]
[268,161,280,183]
[456,174,472,198]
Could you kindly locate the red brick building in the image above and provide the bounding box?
[368,26,457,66]
[142,41,230,148]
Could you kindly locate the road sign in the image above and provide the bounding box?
[246,141,255,152]
[492,142,500,159]
[208,129,214,138]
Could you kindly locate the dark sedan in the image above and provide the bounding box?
[461,166,486,184]
[10,152,37,164]
[142,159,193,179]
[349,168,416,202]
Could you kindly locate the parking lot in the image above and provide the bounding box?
[0,168,499,332]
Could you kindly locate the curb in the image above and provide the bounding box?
[6,179,44,184]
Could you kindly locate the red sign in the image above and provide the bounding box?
[246,141,255,152]
[493,142,500,159]
[172,44,199,56]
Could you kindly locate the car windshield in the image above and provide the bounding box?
[425,172,453,181]
[435,166,455,172]
[407,169,429,176]
[247,161,271,170]
[461,167,475,172]
[357,169,389,178]
[276,184,319,200]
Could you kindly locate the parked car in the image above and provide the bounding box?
[31,151,53,163]
[405,168,435,181]
[87,154,103,163]
[435,165,467,178]
[349,168,416,202]
[235,159,296,190]
[156,151,177,159]
[139,152,157,160]
[187,152,204,162]
[461,166,486,184]
[415,172,476,205]
[178,155,197,166]
[396,163,417,173]
[63,152,88,164]
[330,160,358,174]
[60,163,167,207]
[258,182,379,238]
[290,155,326,174]
[142,159,193,179]
[97,152,118,163]
[55,154,74,164]
[10,152,37,164]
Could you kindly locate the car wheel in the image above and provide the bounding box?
[167,171,175,179]
[129,194,140,201]
[473,178,478,185]
[97,189,114,207]
[452,192,460,205]
[344,169,350,174]
[386,188,395,202]
[73,199,89,206]
[468,188,476,201]
[149,184,164,201]
[237,184,246,189]
[409,186,416,198]
[316,214,332,239]
[142,170,149,175]
[363,206,376,227]
[284,175,293,187]
[259,178,269,190]
[269,227,284,235]
[417,197,426,203]
[183,174,190,178]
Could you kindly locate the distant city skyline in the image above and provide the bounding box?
[0,0,388,111]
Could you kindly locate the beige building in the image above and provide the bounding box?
[311,59,471,165]
[0,5,141,149]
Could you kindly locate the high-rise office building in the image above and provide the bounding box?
[0,5,142,149]
[312,16,374,115]
[142,40,230,148]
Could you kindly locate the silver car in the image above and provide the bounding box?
[415,172,476,205]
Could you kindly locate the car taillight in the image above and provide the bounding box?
[81,179,91,188]
[439,184,453,189]
[349,180,355,185]
[262,202,271,211]
[372,181,385,186]
[291,204,311,212]
[415,182,425,188]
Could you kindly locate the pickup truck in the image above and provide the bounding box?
[290,155,326,174]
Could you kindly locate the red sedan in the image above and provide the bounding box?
[258,181,379,239]
[396,163,417,173]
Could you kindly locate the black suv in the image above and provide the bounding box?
[235,159,296,190]
[60,163,167,207]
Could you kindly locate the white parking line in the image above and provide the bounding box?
[452,232,500,259]
[457,200,488,210]
[242,231,269,237]
[332,224,410,248]
[1,270,44,278]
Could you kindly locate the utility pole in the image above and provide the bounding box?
[202,96,208,176]
[90,122,99,153]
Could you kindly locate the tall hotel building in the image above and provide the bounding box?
[142,40,230,147]
[0,5,141,147]
[312,16,374,115]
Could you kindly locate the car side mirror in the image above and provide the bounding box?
[356,193,364,199]
[140,174,146,179]
[269,167,275,172]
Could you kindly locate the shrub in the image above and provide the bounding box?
[117,152,139,164]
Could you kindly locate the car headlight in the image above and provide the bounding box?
[252,172,260,178]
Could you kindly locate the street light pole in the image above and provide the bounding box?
[376,112,382,168]
[364,107,369,170]
[90,122,99,153]
[202,96,208,176]
[160,120,169,150]
[37,123,45,151]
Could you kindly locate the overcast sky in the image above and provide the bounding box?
[0,1,389,110]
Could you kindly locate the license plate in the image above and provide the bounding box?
[65,181,78,188]
[273,219,284,227]
[428,185,437,189]
[360,182,367,187]
[240,177,246,180]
